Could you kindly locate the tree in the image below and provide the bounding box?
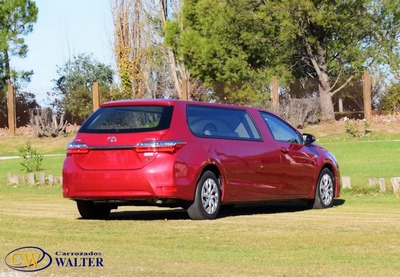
[171,0,400,119]
[0,65,40,128]
[112,0,186,99]
[379,82,400,113]
[50,53,115,124]
[15,91,39,127]
[0,0,38,82]
[259,0,400,120]
[157,0,190,99]
[166,0,290,105]
[0,0,38,126]
[112,0,147,98]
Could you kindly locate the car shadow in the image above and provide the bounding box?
[107,208,190,221]
[102,198,345,221]
[334,198,346,206]
[219,198,345,218]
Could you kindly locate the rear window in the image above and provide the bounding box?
[187,105,261,140]
[79,105,173,133]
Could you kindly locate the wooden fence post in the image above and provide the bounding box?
[7,81,16,136]
[92,81,100,111]
[363,70,372,122]
[271,76,279,112]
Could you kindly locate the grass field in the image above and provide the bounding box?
[321,139,400,190]
[303,119,400,191]
[0,186,399,276]
[0,132,72,156]
[0,120,399,276]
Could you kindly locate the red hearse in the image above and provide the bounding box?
[63,99,340,220]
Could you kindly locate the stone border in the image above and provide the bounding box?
[7,172,62,186]
[341,176,400,195]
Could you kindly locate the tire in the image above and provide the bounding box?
[76,200,111,219]
[187,171,221,220]
[311,168,335,209]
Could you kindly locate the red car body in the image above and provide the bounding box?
[63,99,340,220]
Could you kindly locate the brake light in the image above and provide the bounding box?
[66,141,89,155]
[134,140,186,153]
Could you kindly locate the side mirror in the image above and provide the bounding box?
[303,133,316,146]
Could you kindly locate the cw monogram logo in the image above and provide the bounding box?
[5,246,52,272]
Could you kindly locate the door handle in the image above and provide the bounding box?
[280,147,289,154]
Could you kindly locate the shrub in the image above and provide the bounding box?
[379,82,400,113]
[344,118,371,137]
[29,108,68,137]
[18,141,43,172]
[276,98,321,128]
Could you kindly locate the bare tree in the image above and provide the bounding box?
[112,0,189,99]
[113,0,146,98]
[156,0,189,98]
[29,109,68,138]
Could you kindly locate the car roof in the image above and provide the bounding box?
[100,98,266,113]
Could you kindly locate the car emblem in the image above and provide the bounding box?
[108,136,117,143]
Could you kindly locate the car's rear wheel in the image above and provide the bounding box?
[76,200,111,219]
[311,168,335,209]
[187,171,221,220]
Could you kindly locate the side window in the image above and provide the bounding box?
[261,113,302,144]
[187,105,261,140]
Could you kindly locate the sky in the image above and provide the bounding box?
[11,0,114,105]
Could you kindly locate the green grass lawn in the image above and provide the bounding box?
[0,186,399,276]
[321,139,400,190]
[0,133,73,156]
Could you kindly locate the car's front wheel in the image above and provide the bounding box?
[76,200,111,219]
[187,171,221,220]
[311,168,335,209]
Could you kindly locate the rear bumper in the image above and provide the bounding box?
[62,157,196,201]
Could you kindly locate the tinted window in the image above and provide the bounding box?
[187,105,261,140]
[261,112,302,144]
[79,106,173,133]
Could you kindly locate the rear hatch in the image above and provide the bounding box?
[66,104,179,170]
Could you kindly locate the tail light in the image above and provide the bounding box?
[134,140,186,154]
[66,141,89,155]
